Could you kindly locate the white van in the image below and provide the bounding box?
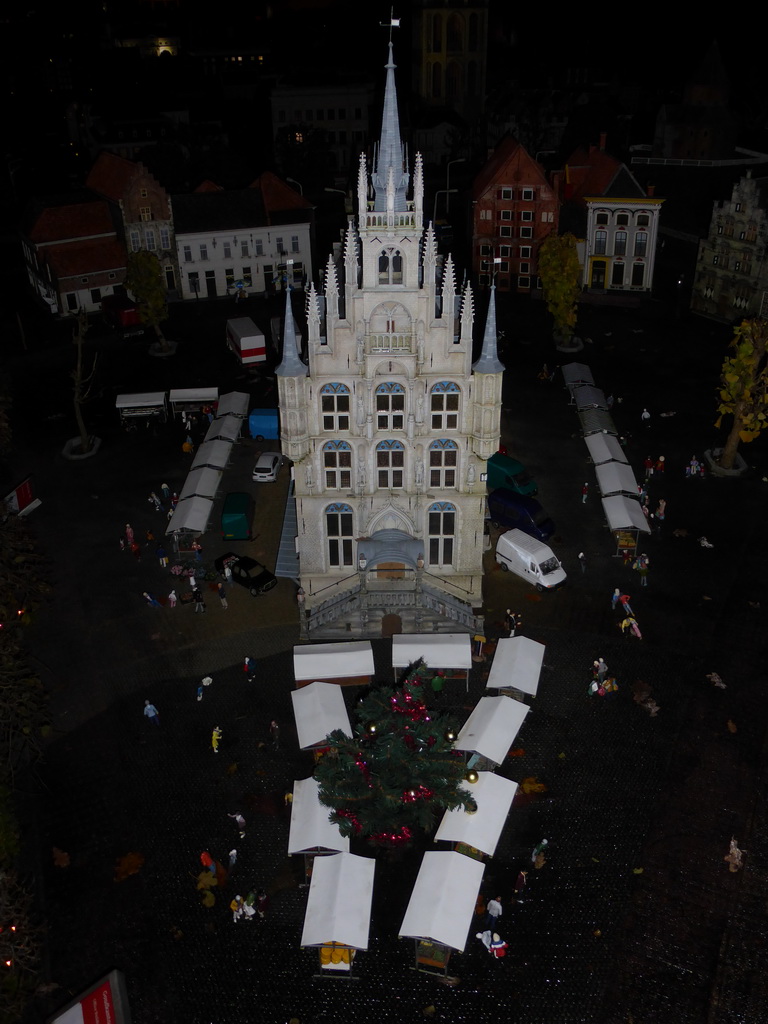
[495,529,567,590]
[226,317,266,366]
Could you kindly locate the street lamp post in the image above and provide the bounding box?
[432,189,458,227]
[446,158,466,215]
[286,177,303,196]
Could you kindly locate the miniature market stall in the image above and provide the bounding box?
[293,641,374,689]
[578,407,618,436]
[177,467,223,502]
[485,636,545,701]
[391,633,473,691]
[435,772,518,858]
[584,431,629,466]
[560,362,595,403]
[573,385,609,412]
[601,494,651,557]
[215,391,250,420]
[595,460,640,498]
[202,414,242,444]
[288,777,349,884]
[300,852,375,978]
[165,495,214,554]
[115,392,167,424]
[191,440,234,471]
[169,387,218,418]
[399,851,485,977]
[291,681,352,750]
[454,695,530,770]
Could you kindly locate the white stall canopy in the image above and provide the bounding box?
[288,777,349,855]
[595,460,639,497]
[291,681,352,750]
[165,495,214,535]
[204,414,241,444]
[435,772,518,857]
[301,853,375,950]
[578,408,618,436]
[486,636,545,697]
[584,432,628,466]
[215,391,250,419]
[602,495,652,534]
[454,695,530,765]
[399,851,484,951]
[178,466,222,502]
[169,387,218,415]
[293,641,374,687]
[115,392,167,419]
[191,440,233,471]
[391,633,472,675]
[573,385,608,411]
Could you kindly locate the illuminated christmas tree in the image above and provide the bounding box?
[314,663,476,848]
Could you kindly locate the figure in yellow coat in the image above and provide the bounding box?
[212,725,223,753]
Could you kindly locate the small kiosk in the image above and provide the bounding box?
[601,494,651,557]
[561,362,594,403]
[115,392,167,424]
[391,633,473,691]
[293,641,374,689]
[595,460,640,498]
[215,391,250,420]
[454,695,530,770]
[573,385,609,412]
[399,851,485,977]
[169,387,219,418]
[584,432,628,466]
[485,636,545,701]
[288,777,349,884]
[301,852,375,978]
[578,407,618,436]
[191,440,234,471]
[203,414,242,444]
[165,496,214,553]
[178,467,222,502]
[291,681,352,750]
[435,772,518,858]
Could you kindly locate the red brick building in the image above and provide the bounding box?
[471,136,558,292]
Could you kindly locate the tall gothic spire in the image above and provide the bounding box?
[472,283,505,374]
[276,287,307,377]
[372,42,409,213]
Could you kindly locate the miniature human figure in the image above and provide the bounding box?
[724,837,744,873]
[489,933,508,958]
[269,720,280,750]
[212,725,222,753]
[228,812,246,839]
[148,492,162,511]
[644,456,653,480]
[611,588,621,610]
[256,889,269,919]
[531,838,548,868]
[415,459,424,488]
[143,700,160,726]
[143,592,162,608]
[168,590,177,609]
[581,482,589,504]
[514,870,527,900]
[655,455,665,475]
[230,895,244,923]
[125,524,135,546]
[641,408,651,429]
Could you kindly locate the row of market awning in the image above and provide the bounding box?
[164,393,249,537]
[561,363,650,546]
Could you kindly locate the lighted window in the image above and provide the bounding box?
[326,503,354,566]
[428,502,455,566]
[140,206,152,221]
[376,383,405,430]
[430,381,460,430]
[429,440,458,488]
[321,383,350,431]
[323,441,352,490]
[376,440,405,488]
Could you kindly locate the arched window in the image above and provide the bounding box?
[320,383,350,431]
[376,440,405,488]
[468,13,478,50]
[376,382,405,430]
[428,502,455,566]
[378,249,403,285]
[430,381,460,430]
[447,13,463,51]
[326,503,353,567]
[429,440,458,488]
[323,440,352,490]
[432,13,442,52]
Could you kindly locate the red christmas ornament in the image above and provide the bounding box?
[335,809,362,834]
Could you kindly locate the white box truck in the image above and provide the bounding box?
[226,317,266,367]
[495,529,567,591]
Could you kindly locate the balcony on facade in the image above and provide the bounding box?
[363,203,419,232]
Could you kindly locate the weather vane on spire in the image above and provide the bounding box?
[380,8,400,44]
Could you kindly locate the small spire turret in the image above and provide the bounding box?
[276,287,307,377]
[472,283,505,374]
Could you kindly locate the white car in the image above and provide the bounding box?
[252,452,281,482]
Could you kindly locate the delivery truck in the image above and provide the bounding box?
[226,317,266,367]
[495,529,566,591]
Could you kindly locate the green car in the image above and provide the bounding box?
[484,453,538,497]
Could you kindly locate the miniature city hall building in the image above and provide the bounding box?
[277,43,504,638]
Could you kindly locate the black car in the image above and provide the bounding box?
[215,552,277,596]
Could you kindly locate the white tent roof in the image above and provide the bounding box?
[573,385,609,411]
[293,641,374,682]
[486,636,545,696]
[115,392,166,409]
[165,495,214,535]
[291,681,352,750]
[584,432,628,465]
[602,494,652,534]
[561,362,594,386]
[178,466,222,501]
[391,633,473,670]
[595,460,639,497]
[399,851,485,951]
[578,407,618,436]
[301,853,375,949]
[169,387,218,405]
[288,777,349,854]
[216,391,249,419]
[454,695,530,764]
[204,414,241,443]
[434,772,518,856]
[191,440,233,470]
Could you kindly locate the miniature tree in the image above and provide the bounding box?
[125,249,171,353]
[538,232,581,342]
[71,309,98,456]
[714,317,768,469]
[314,663,476,848]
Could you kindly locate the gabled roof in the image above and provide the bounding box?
[173,176,314,234]
[86,152,150,201]
[249,171,314,215]
[27,199,116,244]
[565,144,646,201]
[41,238,127,279]
[472,135,551,202]
[194,180,224,193]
